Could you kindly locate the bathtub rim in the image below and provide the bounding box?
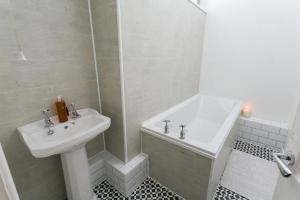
[141,94,242,159]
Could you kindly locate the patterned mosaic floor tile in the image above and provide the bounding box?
[213,185,249,200]
[234,140,276,161]
[94,140,273,200]
[93,177,184,200]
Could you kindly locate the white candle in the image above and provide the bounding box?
[241,106,251,118]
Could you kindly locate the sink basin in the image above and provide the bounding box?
[18,108,111,200]
[18,108,110,158]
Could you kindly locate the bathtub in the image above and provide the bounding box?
[141,94,242,200]
[142,94,242,158]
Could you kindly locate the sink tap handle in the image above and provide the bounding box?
[179,124,186,139]
[163,120,171,133]
[43,109,50,116]
[43,109,54,127]
[70,103,81,119]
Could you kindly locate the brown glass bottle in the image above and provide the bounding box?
[56,97,68,123]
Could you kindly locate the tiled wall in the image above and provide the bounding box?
[91,0,206,162]
[91,0,126,162]
[120,0,207,160]
[142,117,238,200]
[88,151,148,197]
[104,152,148,197]
[237,117,288,151]
[0,1,103,199]
[142,132,212,200]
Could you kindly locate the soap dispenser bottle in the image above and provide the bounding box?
[55,96,68,123]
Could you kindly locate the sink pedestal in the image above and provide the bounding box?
[18,108,110,200]
[61,146,97,200]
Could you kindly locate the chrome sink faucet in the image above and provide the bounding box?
[163,120,170,133]
[70,103,81,119]
[179,124,186,139]
[43,109,54,135]
[43,109,54,128]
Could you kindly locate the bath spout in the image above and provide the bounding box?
[273,152,295,178]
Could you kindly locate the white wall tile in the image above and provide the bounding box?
[90,151,148,197]
[239,126,252,133]
[239,119,245,125]
[252,129,268,138]
[279,128,288,136]
[275,142,285,149]
[262,124,280,134]
[237,118,287,150]
[243,132,259,142]
[258,137,276,147]
[269,133,286,142]
[245,120,262,129]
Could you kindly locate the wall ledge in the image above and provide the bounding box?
[237,117,288,151]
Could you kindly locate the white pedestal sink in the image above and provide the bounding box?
[18,108,111,200]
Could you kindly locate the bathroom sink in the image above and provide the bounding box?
[18,108,111,158]
[18,108,110,200]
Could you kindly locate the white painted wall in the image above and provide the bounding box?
[289,81,300,127]
[200,0,300,123]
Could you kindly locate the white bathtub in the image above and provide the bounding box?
[141,94,242,159]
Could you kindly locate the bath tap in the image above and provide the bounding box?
[163,120,170,133]
[70,103,81,119]
[179,124,186,139]
[43,109,54,128]
[273,150,295,177]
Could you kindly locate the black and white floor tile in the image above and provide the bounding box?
[93,177,184,200]
[234,140,275,161]
[213,185,249,200]
[93,181,124,200]
[93,177,250,200]
[94,140,273,200]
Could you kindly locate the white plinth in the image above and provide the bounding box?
[61,146,96,200]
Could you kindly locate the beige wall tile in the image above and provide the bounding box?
[0,0,103,199]
[120,0,206,160]
[91,0,205,163]
[91,0,125,161]
[142,133,211,200]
